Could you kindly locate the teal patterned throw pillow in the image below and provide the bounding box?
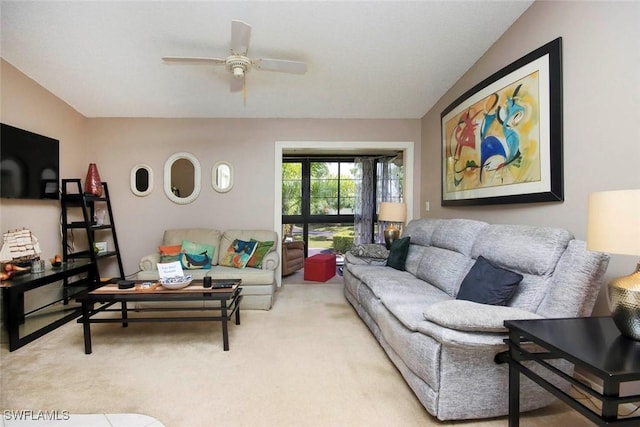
[179,240,214,270]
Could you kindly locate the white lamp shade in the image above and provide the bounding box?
[378,202,406,223]
[587,189,640,256]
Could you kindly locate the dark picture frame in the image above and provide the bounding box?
[441,37,563,206]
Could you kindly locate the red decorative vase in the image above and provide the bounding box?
[84,163,103,196]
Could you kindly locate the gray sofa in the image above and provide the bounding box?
[138,228,279,310]
[343,218,609,420]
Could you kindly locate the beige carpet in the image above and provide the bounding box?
[1,283,593,426]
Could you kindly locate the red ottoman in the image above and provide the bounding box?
[304,253,336,282]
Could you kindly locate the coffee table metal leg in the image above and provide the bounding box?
[121,301,128,327]
[82,301,92,354]
[221,301,229,351]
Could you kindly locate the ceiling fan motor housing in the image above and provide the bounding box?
[227,55,251,78]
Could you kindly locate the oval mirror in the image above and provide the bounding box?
[212,161,233,193]
[164,152,201,204]
[130,163,153,197]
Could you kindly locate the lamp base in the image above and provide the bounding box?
[608,263,640,341]
[383,229,400,250]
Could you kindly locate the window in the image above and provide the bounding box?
[283,158,359,256]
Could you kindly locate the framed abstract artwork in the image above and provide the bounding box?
[441,37,563,206]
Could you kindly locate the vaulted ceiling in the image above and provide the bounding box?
[1,1,533,119]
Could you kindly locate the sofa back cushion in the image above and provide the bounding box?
[431,219,488,256]
[403,218,442,246]
[470,224,574,312]
[537,240,609,317]
[416,247,474,297]
[470,224,572,275]
[162,229,222,266]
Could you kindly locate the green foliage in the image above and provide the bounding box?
[283,161,358,215]
[333,231,354,254]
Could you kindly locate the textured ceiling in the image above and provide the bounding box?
[1,1,533,119]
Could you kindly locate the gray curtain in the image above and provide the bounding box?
[354,157,375,244]
[354,156,403,244]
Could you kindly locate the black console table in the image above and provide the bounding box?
[1,261,98,351]
[504,317,640,426]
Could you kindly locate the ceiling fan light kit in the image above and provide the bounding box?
[227,56,250,78]
[162,19,307,99]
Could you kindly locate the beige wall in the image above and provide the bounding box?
[420,1,640,315]
[0,60,87,260]
[84,118,420,277]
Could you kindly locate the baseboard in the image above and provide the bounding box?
[573,372,639,415]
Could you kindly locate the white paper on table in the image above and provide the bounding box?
[157,261,185,279]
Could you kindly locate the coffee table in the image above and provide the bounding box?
[76,279,242,353]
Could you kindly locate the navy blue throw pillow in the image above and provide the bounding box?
[456,256,523,306]
[386,237,410,271]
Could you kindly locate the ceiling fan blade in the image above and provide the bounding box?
[230,76,244,93]
[231,20,251,55]
[254,58,307,74]
[162,56,226,65]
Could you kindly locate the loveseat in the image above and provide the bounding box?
[343,218,609,420]
[138,228,279,310]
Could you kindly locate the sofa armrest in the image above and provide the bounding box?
[261,251,280,271]
[422,300,542,333]
[139,253,160,271]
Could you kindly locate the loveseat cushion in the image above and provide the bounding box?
[247,240,275,268]
[423,300,542,333]
[162,229,222,266]
[179,240,215,269]
[219,230,278,265]
[220,239,258,268]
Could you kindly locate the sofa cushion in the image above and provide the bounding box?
[387,237,410,270]
[159,244,181,263]
[423,300,542,333]
[416,247,474,297]
[403,218,442,246]
[179,240,215,269]
[456,256,523,305]
[220,239,258,269]
[247,240,274,268]
[470,224,572,276]
[431,219,488,256]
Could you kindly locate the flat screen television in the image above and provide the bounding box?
[1,123,60,199]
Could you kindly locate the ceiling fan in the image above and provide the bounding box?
[162,20,308,97]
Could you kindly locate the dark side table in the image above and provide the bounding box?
[1,261,97,351]
[504,317,640,427]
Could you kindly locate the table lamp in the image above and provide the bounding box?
[378,202,406,249]
[587,189,640,340]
